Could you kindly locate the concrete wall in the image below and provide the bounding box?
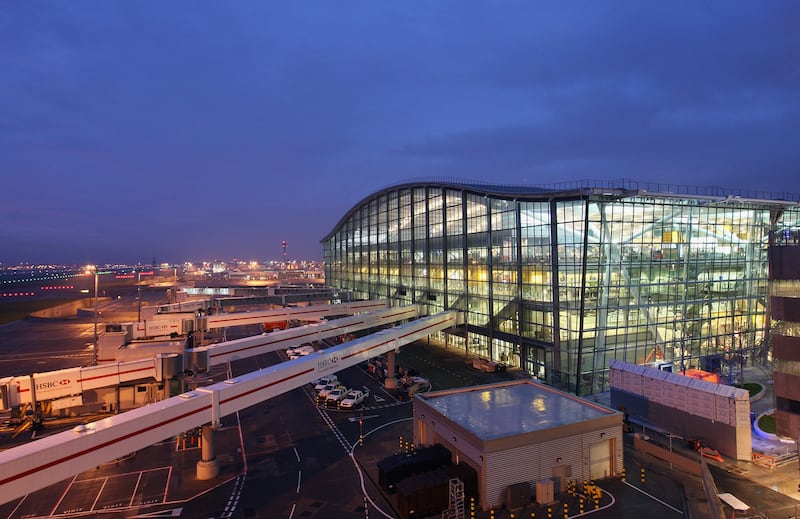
[633,433,701,475]
[613,388,751,460]
[30,299,98,319]
[28,298,137,322]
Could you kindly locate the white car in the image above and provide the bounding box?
[325,386,349,405]
[340,389,369,409]
[313,375,338,391]
[288,345,315,360]
[318,383,344,400]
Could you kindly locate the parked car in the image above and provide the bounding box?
[340,389,369,409]
[313,375,338,391]
[325,386,350,405]
[472,358,505,373]
[318,383,344,400]
[288,345,315,360]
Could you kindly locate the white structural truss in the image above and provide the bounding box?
[0,310,462,503]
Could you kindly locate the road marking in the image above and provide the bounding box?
[129,508,183,518]
[373,395,385,402]
[348,415,379,422]
[622,480,682,514]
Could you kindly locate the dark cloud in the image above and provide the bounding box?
[1,1,798,264]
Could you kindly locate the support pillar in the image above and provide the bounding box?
[196,424,219,480]
[384,350,398,390]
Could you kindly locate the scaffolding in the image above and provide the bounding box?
[442,478,464,519]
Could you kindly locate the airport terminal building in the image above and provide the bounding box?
[322,179,800,397]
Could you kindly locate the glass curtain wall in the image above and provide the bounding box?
[553,196,772,394]
[324,185,784,395]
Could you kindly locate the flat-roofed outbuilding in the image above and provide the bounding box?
[413,379,623,510]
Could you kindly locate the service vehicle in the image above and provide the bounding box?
[325,386,349,405]
[340,388,369,409]
[313,375,338,391]
[318,383,344,400]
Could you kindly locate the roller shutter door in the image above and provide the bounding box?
[589,439,611,480]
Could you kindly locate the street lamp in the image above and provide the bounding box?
[86,265,111,366]
[137,271,142,323]
[93,268,99,365]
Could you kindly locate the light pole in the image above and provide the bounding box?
[93,269,99,365]
[90,267,111,365]
[137,271,142,323]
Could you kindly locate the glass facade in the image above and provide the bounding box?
[323,181,800,395]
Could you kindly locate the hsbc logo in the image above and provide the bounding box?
[35,379,71,391]
[317,354,340,372]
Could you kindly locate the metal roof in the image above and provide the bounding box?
[321,178,800,243]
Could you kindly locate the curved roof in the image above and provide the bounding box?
[321,177,800,242]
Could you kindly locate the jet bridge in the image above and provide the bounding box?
[202,299,389,330]
[0,305,418,410]
[0,310,462,504]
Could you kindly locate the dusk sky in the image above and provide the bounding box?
[2,2,798,266]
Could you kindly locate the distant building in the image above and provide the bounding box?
[768,227,800,438]
[322,179,800,396]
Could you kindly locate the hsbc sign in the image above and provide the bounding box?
[36,379,71,391]
[317,353,340,374]
[33,374,80,397]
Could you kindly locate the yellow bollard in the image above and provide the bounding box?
[621,467,626,482]
[563,502,569,518]
[547,506,552,519]
[641,467,646,484]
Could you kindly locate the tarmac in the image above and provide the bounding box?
[389,340,800,519]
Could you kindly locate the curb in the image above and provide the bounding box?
[752,410,778,441]
[749,384,766,403]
